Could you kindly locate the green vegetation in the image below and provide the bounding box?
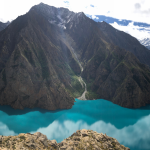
[84,78,99,100]
[67,75,84,98]
[85,91,99,100]
[19,136,26,140]
[65,63,75,76]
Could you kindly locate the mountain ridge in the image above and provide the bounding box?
[0,21,10,32]
[139,38,150,50]
[87,14,150,51]
[0,3,150,110]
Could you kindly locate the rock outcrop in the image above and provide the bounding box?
[0,129,130,150]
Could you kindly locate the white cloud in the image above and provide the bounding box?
[91,15,99,20]
[63,0,150,24]
[0,122,17,136]
[1,113,150,149]
[0,0,150,24]
[31,114,150,149]
[110,22,150,40]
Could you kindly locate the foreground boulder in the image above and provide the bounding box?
[0,129,129,150]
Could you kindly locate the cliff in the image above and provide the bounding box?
[0,129,130,150]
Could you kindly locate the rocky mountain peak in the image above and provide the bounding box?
[139,37,150,50]
[29,3,86,30]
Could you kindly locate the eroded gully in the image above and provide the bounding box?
[71,47,87,100]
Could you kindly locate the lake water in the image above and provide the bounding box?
[0,99,150,150]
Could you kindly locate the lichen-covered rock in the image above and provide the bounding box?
[0,129,130,150]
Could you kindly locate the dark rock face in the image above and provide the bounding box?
[97,21,150,67]
[0,5,83,110]
[0,21,10,32]
[0,3,150,109]
[82,45,150,108]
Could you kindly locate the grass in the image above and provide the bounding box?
[84,78,99,100]
[66,75,84,98]
[85,91,99,100]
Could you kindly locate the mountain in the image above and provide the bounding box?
[0,3,83,110]
[139,38,150,50]
[82,46,150,108]
[0,21,10,32]
[87,14,150,50]
[0,3,150,110]
[96,21,150,67]
[87,14,150,28]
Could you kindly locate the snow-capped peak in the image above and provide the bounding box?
[139,37,150,50]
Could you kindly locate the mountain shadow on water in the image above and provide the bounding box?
[0,105,64,115]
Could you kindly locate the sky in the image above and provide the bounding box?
[0,0,150,39]
[110,22,150,39]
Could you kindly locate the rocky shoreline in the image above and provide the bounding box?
[0,129,130,150]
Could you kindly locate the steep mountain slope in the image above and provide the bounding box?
[0,4,83,110]
[82,45,150,108]
[0,21,10,32]
[0,3,150,109]
[64,10,150,108]
[97,21,150,67]
[88,14,150,51]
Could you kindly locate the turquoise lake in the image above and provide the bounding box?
[0,99,150,150]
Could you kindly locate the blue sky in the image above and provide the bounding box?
[0,0,150,23]
[0,0,150,39]
[110,21,150,39]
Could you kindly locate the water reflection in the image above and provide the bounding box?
[0,122,16,136]
[30,115,150,150]
[0,99,150,150]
